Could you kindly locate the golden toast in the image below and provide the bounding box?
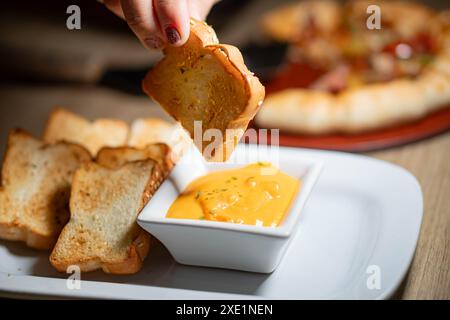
[0,129,91,249]
[50,159,165,274]
[143,19,265,162]
[97,143,173,172]
[128,118,191,161]
[43,108,129,156]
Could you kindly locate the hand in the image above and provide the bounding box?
[103,0,219,49]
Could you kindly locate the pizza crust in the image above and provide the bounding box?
[256,53,450,134]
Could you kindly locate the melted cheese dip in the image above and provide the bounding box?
[166,163,300,227]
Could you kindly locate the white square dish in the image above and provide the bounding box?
[0,145,423,299]
[137,149,324,273]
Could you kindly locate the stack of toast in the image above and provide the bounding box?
[0,108,189,274]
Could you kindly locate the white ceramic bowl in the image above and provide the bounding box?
[138,144,323,273]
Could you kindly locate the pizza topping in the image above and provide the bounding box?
[266,62,325,94]
[310,64,350,93]
[369,53,395,81]
[371,53,395,74]
[395,43,413,60]
[382,33,436,57]
[265,1,443,95]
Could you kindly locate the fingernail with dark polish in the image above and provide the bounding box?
[165,26,181,45]
[144,36,163,49]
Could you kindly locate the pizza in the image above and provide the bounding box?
[255,0,450,134]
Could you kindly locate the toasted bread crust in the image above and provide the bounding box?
[0,223,55,250]
[101,230,152,274]
[50,225,152,274]
[128,118,192,162]
[43,107,129,156]
[97,144,174,173]
[143,19,265,162]
[0,129,91,250]
[49,160,166,274]
[207,44,266,161]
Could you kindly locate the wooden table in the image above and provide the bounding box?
[368,132,450,300]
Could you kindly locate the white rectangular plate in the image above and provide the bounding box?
[0,146,423,299]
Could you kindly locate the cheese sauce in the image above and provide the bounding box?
[166,162,300,227]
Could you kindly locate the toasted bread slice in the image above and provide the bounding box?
[0,129,91,249]
[43,107,129,156]
[128,118,191,161]
[143,19,265,162]
[50,159,165,274]
[97,143,173,172]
